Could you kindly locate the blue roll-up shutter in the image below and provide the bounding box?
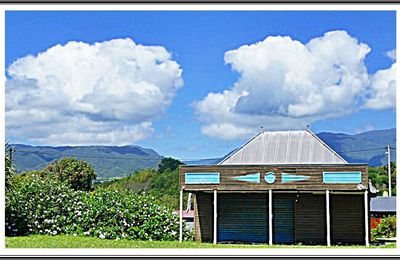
[217,193,268,243]
[273,194,295,244]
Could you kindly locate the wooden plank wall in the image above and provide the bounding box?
[295,194,326,244]
[180,165,368,191]
[330,194,365,244]
[193,192,213,242]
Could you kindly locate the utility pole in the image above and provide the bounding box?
[386,145,392,197]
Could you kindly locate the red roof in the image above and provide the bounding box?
[174,210,194,218]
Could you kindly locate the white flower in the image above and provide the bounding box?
[99,234,105,239]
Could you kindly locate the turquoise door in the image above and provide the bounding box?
[273,194,295,244]
[217,193,269,243]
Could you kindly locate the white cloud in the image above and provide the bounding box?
[6,38,183,145]
[194,31,396,140]
[363,63,396,110]
[201,123,254,140]
[387,49,396,61]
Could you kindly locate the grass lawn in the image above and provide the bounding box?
[5,235,396,249]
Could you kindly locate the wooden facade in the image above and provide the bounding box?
[179,164,370,245]
[180,164,368,192]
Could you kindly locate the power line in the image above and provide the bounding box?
[337,147,387,153]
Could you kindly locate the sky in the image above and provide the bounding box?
[5,11,396,160]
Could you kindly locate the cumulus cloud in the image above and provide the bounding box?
[363,63,396,110]
[6,38,183,145]
[194,31,396,140]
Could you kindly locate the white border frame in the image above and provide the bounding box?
[0,4,399,256]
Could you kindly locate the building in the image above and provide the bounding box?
[178,130,372,246]
[370,196,396,230]
[175,209,195,230]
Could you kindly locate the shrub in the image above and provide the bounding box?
[372,215,396,239]
[6,176,192,241]
[44,157,97,191]
[5,174,84,236]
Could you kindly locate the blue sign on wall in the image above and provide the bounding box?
[323,171,362,184]
[185,172,220,184]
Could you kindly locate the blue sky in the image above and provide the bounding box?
[5,11,396,159]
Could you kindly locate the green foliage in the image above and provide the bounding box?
[369,163,396,196]
[98,167,183,209]
[372,216,396,239]
[5,141,15,192]
[44,157,97,191]
[5,175,84,236]
[6,175,192,241]
[157,157,184,173]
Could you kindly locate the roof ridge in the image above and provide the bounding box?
[218,130,264,165]
[306,129,348,164]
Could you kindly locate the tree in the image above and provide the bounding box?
[5,141,15,192]
[44,157,97,191]
[157,157,184,173]
[369,162,396,196]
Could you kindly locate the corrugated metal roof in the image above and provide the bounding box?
[219,130,347,165]
[370,197,396,213]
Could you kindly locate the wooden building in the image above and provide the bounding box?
[178,130,371,246]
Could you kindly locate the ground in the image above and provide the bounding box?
[5,235,396,248]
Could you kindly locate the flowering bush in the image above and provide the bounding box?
[6,175,193,241]
[6,174,84,236]
[372,216,396,239]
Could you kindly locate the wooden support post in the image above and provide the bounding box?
[326,190,331,246]
[179,188,183,243]
[364,190,369,247]
[269,189,273,246]
[213,189,217,244]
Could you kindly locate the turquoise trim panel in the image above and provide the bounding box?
[323,171,362,184]
[232,173,260,183]
[281,173,310,183]
[185,172,220,184]
[264,172,276,184]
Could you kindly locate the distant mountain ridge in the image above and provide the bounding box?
[12,144,162,180]
[11,128,396,179]
[317,128,396,166]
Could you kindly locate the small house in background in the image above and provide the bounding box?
[370,196,396,230]
[174,209,194,231]
[178,129,373,246]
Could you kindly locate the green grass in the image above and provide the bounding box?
[5,235,396,249]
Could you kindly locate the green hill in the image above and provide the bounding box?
[11,144,162,180]
[317,128,396,166]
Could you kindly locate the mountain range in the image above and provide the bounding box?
[11,144,162,180]
[11,128,396,180]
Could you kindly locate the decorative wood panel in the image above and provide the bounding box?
[180,165,368,191]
